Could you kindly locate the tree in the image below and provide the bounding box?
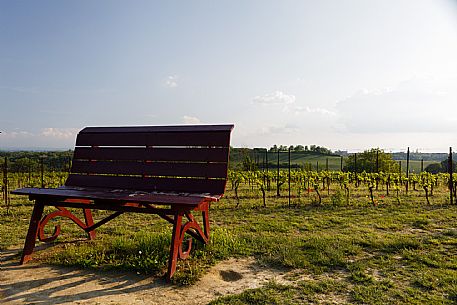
[441,159,456,172]
[344,148,398,173]
[294,145,305,152]
[269,145,278,152]
[425,159,456,174]
[424,163,443,174]
[309,145,332,155]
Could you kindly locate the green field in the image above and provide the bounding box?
[396,160,438,174]
[230,151,345,171]
[229,150,440,173]
[1,177,457,304]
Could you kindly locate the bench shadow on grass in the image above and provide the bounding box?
[0,248,169,305]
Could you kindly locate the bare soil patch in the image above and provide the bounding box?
[0,248,290,305]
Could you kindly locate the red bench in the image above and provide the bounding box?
[12,124,234,279]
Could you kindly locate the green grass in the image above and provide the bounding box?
[2,185,457,303]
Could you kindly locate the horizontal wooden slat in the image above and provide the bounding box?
[73,147,230,162]
[71,160,228,178]
[76,131,232,147]
[66,174,227,194]
[12,186,220,206]
[80,125,234,133]
[64,125,233,196]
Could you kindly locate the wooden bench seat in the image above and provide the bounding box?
[12,124,234,280]
[16,187,221,206]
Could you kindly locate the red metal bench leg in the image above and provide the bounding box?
[20,201,45,264]
[167,210,184,281]
[201,201,210,240]
[166,203,212,280]
[83,208,96,240]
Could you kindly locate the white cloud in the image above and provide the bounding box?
[165,75,178,88]
[252,91,296,105]
[1,128,79,149]
[291,106,336,116]
[252,91,334,116]
[0,128,78,140]
[182,115,201,124]
[336,77,457,133]
[0,130,33,139]
[40,128,79,139]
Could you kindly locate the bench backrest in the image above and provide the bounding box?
[66,125,234,195]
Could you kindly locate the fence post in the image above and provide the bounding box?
[265,149,268,172]
[406,147,410,195]
[288,147,291,207]
[421,159,424,172]
[340,156,343,172]
[276,149,280,197]
[3,156,9,215]
[376,149,379,173]
[449,147,453,205]
[265,149,269,191]
[354,153,357,173]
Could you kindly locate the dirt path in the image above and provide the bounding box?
[0,248,290,305]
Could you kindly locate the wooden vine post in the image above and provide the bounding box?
[288,147,291,207]
[3,156,10,214]
[265,149,270,191]
[406,147,410,195]
[277,148,280,197]
[449,147,453,205]
[354,153,357,187]
[376,149,379,173]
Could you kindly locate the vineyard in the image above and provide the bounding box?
[0,148,455,210]
[228,169,456,208]
[1,151,457,304]
[2,163,456,211]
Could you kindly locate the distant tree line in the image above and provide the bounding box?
[267,144,333,155]
[0,151,73,172]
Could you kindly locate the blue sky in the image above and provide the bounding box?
[1,0,457,151]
